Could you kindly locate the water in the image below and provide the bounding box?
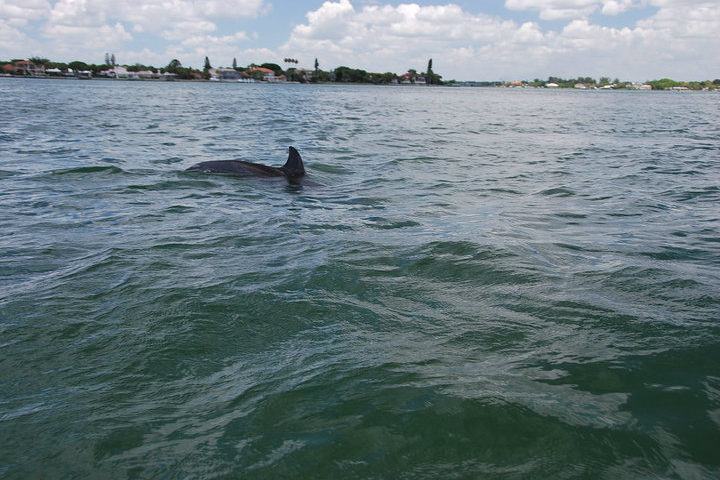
[1,78,719,479]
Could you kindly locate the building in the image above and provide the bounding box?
[246,66,278,82]
[212,68,241,81]
[136,70,159,79]
[3,60,45,76]
[100,66,129,78]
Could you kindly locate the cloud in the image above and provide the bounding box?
[157,32,265,69]
[281,0,720,80]
[40,0,267,32]
[505,0,642,19]
[638,1,720,39]
[108,0,266,33]
[163,43,277,69]
[161,21,219,41]
[542,2,720,78]
[2,0,719,80]
[40,21,134,59]
[1,0,267,64]
[179,32,252,50]
[0,0,51,25]
[0,19,38,54]
[282,0,528,73]
[600,0,634,15]
[505,0,600,20]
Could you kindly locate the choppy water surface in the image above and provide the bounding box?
[1,78,719,479]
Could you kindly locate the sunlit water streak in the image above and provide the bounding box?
[1,78,719,479]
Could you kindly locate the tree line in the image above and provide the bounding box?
[3,56,444,84]
[7,57,717,89]
[520,76,720,90]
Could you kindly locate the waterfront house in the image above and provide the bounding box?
[400,72,427,85]
[101,66,130,78]
[246,66,277,82]
[294,68,315,82]
[4,60,45,76]
[136,70,159,79]
[213,68,241,81]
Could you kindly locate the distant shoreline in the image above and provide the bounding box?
[3,75,719,91]
[5,57,719,90]
[3,74,720,92]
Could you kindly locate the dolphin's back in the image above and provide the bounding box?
[185,160,284,177]
[185,147,305,181]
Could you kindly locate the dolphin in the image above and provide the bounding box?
[185,146,305,182]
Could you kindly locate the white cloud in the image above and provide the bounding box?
[638,1,720,38]
[163,43,277,69]
[180,32,252,50]
[109,0,266,33]
[505,0,600,20]
[0,19,38,54]
[118,47,168,67]
[2,0,719,80]
[281,0,720,80]
[40,21,133,58]
[161,21,218,41]
[2,0,267,64]
[514,21,545,43]
[601,0,634,15]
[0,0,51,25]
[505,0,642,19]
[41,0,266,32]
[283,1,528,74]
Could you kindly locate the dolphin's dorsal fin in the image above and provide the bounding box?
[282,146,305,177]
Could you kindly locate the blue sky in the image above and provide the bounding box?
[1,0,718,81]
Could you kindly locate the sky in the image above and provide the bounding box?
[1,0,719,81]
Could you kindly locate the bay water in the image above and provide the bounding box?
[1,78,719,479]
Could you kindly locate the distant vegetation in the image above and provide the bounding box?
[2,55,443,85]
[2,56,719,89]
[515,76,720,90]
[645,78,720,90]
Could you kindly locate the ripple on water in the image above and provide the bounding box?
[1,81,719,479]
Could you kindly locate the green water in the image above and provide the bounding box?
[1,79,719,479]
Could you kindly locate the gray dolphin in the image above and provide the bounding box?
[186,146,305,182]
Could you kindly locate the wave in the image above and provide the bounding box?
[50,165,127,175]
